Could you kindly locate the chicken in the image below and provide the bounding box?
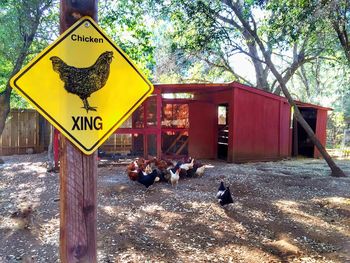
[169,160,187,178]
[154,159,170,182]
[216,182,234,206]
[128,170,139,181]
[185,159,201,177]
[170,168,180,188]
[50,51,113,112]
[137,169,160,188]
[126,161,139,181]
[156,160,168,177]
[126,159,157,181]
[179,158,194,171]
[216,181,226,199]
[144,164,152,174]
[195,165,208,177]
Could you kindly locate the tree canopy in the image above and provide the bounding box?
[0,0,349,148]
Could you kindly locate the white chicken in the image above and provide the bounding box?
[170,169,180,188]
[180,158,194,171]
[195,165,207,177]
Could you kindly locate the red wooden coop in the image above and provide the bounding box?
[54,82,330,163]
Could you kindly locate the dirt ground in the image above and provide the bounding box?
[0,153,349,263]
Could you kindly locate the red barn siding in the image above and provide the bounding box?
[280,101,292,157]
[188,102,216,159]
[231,86,288,162]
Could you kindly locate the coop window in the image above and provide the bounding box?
[132,106,144,128]
[147,134,157,156]
[218,105,227,125]
[162,131,189,155]
[162,104,189,128]
[131,96,157,128]
[146,96,157,127]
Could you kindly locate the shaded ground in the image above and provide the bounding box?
[0,153,349,262]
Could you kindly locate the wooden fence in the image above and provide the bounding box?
[0,109,50,156]
[1,109,140,157]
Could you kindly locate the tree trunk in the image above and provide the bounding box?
[0,50,29,136]
[248,48,269,91]
[243,32,270,91]
[0,88,11,138]
[0,88,11,163]
[0,3,43,139]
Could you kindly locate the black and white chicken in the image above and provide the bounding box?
[137,169,160,188]
[216,182,233,206]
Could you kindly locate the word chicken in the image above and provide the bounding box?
[71,34,103,43]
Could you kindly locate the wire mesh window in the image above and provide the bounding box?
[132,96,158,128]
[147,134,157,156]
[132,106,144,128]
[162,104,189,128]
[162,131,188,156]
[146,96,157,127]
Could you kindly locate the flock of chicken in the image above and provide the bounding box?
[126,157,234,206]
[127,157,206,187]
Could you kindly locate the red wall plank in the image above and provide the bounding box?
[232,88,286,162]
[188,102,216,159]
[279,101,292,157]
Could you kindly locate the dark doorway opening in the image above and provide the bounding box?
[218,104,229,160]
[292,108,317,157]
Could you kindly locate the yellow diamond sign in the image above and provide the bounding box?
[10,17,153,155]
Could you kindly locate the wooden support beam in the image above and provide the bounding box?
[293,116,298,156]
[176,137,188,155]
[143,100,148,157]
[59,1,98,262]
[156,88,162,158]
[165,133,183,153]
[59,139,97,262]
[54,128,59,169]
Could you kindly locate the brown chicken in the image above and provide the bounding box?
[50,51,113,112]
[127,160,139,181]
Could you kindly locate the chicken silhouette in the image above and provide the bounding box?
[50,51,113,112]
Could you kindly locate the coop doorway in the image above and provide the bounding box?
[292,108,317,157]
[217,104,229,160]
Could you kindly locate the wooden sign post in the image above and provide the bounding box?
[9,2,154,260]
[59,1,98,262]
